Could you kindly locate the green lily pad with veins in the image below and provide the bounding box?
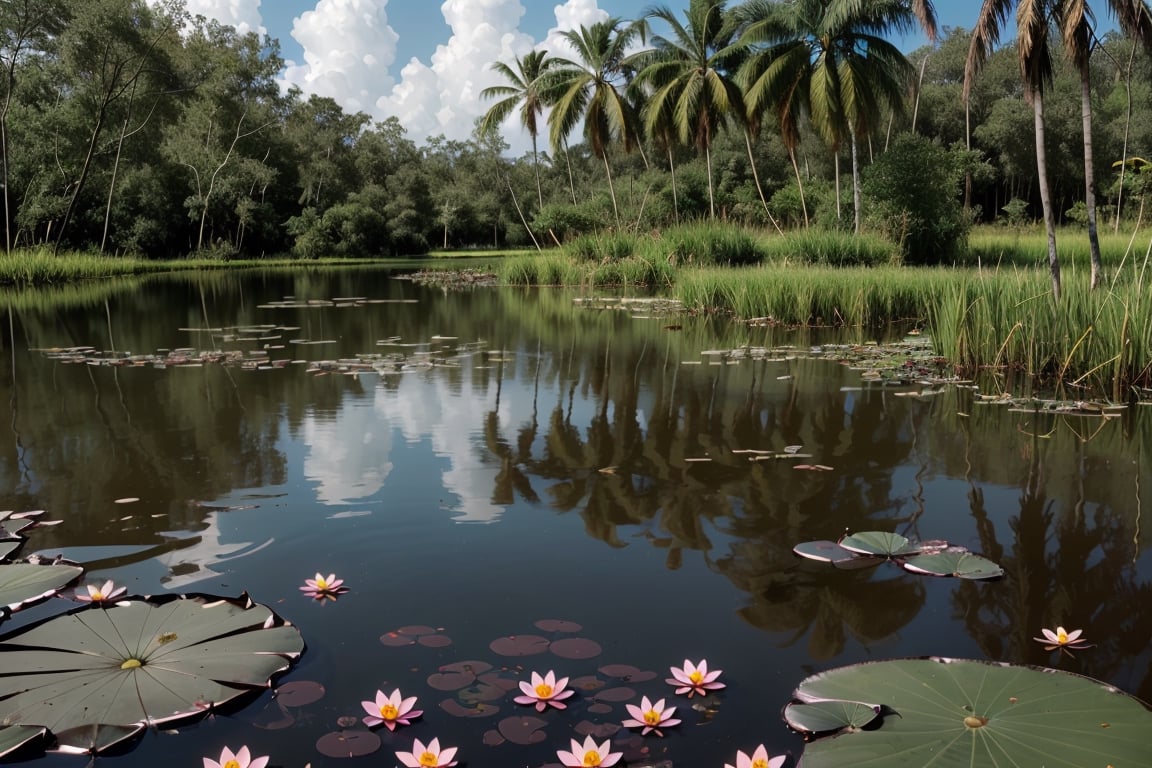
[0,562,83,619]
[899,550,1004,580]
[0,593,304,753]
[787,657,1152,768]
[838,531,922,558]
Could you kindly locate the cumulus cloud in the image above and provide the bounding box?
[182,0,265,36]
[174,0,616,154]
[281,0,399,114]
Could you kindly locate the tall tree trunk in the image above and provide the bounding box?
[564,141,576,205]
[789,147,810,228]
[603,153,620,228]
[705,143,715,219]
[834,152,841,221]
[531,133,543,209]
[1033,87,1061,300]
[744,129,784,234]
[849,125,862,234]
[1114,41,1136,233]
[667,145,679,225]
[54,106,109,255]
[1080,67,1102,289]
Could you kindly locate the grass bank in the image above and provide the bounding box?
[499,223,1152,394]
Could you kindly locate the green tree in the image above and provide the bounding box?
[1059,0,1152,289]
[480,49,556,209]
[736,0,933,233]
[544,18,647,227]
[633,0,745,219]
[0,0,68,253]
[967,0,1063,298]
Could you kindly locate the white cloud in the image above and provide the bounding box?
[182,0,266,36]
[281,0,399,114]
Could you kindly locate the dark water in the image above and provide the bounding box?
[1,268,1149,767]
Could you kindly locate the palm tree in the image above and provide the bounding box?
[480,49,556,209]
[544,18,647,228]
[736,0,933,233]
[633,0,745,219]
[1059,0,1152,289]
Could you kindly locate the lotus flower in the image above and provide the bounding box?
[76,579,127,604]
[666,658,725,697]
[1034,626,1092,654]
[622,695,681,736]
[395,737,457,768]
[300,572,346,599]
[361,688,422,730]
[513,670,575,711]
[203,746,269,768]
[724,744,787,768]
[556,735,622,767]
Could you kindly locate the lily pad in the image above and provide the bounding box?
[793,540,878,569]
[783,700,881,734]
[899,551,1004,580]
[838,532,921,558]
[788,657,1152,767]
[0,540,23,563]
[0,594,303,749]
[0,725,46,759]
[0,562,83,617]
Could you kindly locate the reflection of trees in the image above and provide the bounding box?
[954,424,1152,701]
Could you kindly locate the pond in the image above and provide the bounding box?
[1,268,1149,767]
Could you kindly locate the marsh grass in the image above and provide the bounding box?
[0,247,383,286]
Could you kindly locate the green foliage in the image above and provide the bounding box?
[1001,197,1031,226]
[862,133,970,264]
[532,202,605,241]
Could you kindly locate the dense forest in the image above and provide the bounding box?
[2,0,1152,261]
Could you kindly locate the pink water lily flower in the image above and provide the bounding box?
[666,658,725,697]
[622,695,681,736]
[361,688,422,730]
[556,735,622,767]
[202,745,269,768]
[395,737,457,768]
[300,572,346,599]
[1034,626,1092,654]
[513,670,575,711]
[76,579,127,604]
[724,744,787,768]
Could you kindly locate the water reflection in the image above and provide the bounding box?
[0,270,1149,759]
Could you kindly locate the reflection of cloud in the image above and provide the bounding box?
[301,399,393,504]
[158,512,274,590]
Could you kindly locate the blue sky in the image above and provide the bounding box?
[174,0,987,152]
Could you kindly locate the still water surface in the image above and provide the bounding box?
[1,268,1149,767]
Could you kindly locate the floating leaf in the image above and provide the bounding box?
[489,634,550,656]
[535,619,583,633]
[418,634,452,648]
[275,680,326,707]
[793,540,872,568]
[438,699,500,718]
[498,715,548,745]
[0,562,83,617]
[0,594,303,749]
[549,637,602,660]
[789,658,1152,768]
[0,540,23,563]
[899,551,1004,580]
[0,725,45,759]
[315,730,380,758]
[784,700,881,734]
[52,724,144,755]
[838,532,921,558]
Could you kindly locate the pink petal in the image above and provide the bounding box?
[395,752,421,768]
[248,758,269,768]
[438,746,458,764]
[518,681,536,697]
[548,700,567,710]
[514,695,538,705]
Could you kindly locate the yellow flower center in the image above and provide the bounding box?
[315,578,329,590]
[1057,630,1068,643]
[582,751,602,767]
[688,670,704,684]
[643,709,661,725]
[120,658,142,669]
[224,761,240,768]
[92,591,105,600]
[535,684,554,698]
[752,760,768,768]
[380,703,399,720]
[418,751,438,767]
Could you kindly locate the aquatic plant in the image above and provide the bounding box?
[666,658,725,697]
[622,695,680,736]
[361,689,423,730]
[556,735,622,767]
[203,746,269,768]
[794,531,1004,580]
[724,744,787,768]
[1033,626,1093,655]
[74,579,127,604]
[300,572,347,599]
[395,737,458,768]
[513,670,575,711]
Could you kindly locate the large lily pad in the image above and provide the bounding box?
[0,725,46,759]
[838,531,921,558]
[0,562,83,618]
[899,550,1004,580]
[0,594,304,752]
[787,657,1152,767]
